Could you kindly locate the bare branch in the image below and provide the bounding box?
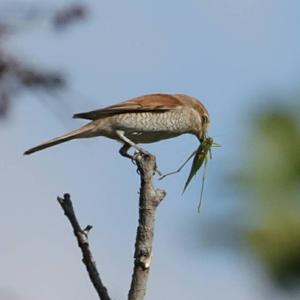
[128,153,166,300]
[57,153,165,300]
[57,193,111,300]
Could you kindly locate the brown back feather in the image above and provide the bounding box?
[73,94,184,120]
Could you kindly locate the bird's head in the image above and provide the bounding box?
[197,113,210,143]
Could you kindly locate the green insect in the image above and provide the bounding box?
[160,136,220,212]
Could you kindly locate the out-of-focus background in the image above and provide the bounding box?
[1,1,300,299]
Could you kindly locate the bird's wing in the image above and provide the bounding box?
[73,94,183,120]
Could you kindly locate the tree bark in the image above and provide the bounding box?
[128,153,166,300]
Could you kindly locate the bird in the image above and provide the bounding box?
[24,93,210,158]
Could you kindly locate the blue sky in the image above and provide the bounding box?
[1,1,300,299]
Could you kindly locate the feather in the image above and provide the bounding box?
[72,93,206,120]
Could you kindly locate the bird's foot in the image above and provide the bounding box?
[133,148,150,159]
[154,163,162,176]
[133,150,162,176]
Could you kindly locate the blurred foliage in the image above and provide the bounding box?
[53,4,87,29]
[239,105,300,289]
[0,2,87,119]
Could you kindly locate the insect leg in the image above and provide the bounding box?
[159,149,197,180]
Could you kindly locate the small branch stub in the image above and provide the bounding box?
[128,153,166,300]
[57,193,111,300]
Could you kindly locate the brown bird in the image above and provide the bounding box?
[24,93,210,158]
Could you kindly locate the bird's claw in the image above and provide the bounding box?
[132,150,162,176]
[155,164,162,176]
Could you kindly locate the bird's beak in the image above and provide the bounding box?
[197,129,207,143]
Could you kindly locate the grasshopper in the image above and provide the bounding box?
[160,136,220,212]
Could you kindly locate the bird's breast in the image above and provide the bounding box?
[116,109,200,132]
[92,108,203,143]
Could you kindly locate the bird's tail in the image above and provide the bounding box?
[24,123,95,155]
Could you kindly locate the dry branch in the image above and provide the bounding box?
[128,153,166,300]
[57,152,165,300]
[57,193,111,300]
